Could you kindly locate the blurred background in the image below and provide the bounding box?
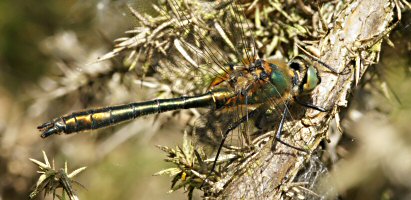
[0,0,410,200]
[323,10,411,199]
[0,0,188,199]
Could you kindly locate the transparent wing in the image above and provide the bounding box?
[164,0,303,175]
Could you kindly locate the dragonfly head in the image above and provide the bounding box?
[289,56,321,96]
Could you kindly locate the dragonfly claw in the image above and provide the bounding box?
[37,119,65,138]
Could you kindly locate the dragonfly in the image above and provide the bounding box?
[37,0,333,183]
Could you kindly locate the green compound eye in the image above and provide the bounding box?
[303,65,320,92]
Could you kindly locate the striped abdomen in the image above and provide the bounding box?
[38,89,235,138]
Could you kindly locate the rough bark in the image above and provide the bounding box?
[218,0,396,199]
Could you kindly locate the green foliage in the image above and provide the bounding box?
[155,133,209,199]
[30,151,86,200]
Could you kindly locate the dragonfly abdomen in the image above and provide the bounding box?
[38,89,235,138]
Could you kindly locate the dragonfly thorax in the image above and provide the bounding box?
[220,57,320,107]
[209,59,292,106]
[207,56,321,109]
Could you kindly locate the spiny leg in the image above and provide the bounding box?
[202,108,258,188]
[203,105,307,186]
[273,106,308,152]
[212,110,257,173]
[294,96,327,112]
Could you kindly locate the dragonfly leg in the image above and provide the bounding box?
[274,107,308,152]
[294,96,327,112]
[202,109,258,188]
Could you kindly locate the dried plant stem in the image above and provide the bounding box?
[218,0,397,199]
